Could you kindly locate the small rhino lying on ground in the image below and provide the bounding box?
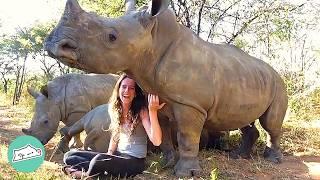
[22,73,118,152]
[62,104,111,152]
[44,0,288,176]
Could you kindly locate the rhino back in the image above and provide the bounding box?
[76,74,118,106]
[82,104,111,133]
[47,73,117,124]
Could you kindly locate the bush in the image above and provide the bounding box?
[289,88,320,121]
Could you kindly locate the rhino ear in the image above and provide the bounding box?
[40,85,49,97]
[125,0,136,14]
[139,0,169,28]
[65,0,83,15]
[27,87,41,99]
[147,0,169,17]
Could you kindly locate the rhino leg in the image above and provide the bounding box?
[159,118,176,168]
[173,106,204,177]
[83,129,99,151]
[58,127,72,153]
[199,128,209,150]
[70,133,84,149]
[67,117,85,149]
[230,122,259,159]
[204,130,230,150]
[259,95,286,163]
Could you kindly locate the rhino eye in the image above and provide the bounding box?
[109,33,117,42]
[44,120,48,124]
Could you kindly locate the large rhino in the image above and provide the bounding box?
[44,0,288,176]
[23,73,118,152]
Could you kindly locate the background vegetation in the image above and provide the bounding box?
[0,0,319,179]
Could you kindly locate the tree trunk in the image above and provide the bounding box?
[1,72,8,94]
[3,79,8,94]
[12,55,27,105]
[12,67,21,105]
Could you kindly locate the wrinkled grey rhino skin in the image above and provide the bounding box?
[64,104,111,152]
[23,73,118,152]
[44,0,288,176]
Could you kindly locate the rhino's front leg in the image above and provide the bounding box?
[173,105,205,177]
[58,127,83,152]
[58,127,72,153]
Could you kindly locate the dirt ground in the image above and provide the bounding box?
[1,105,320,179]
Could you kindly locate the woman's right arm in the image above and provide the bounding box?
[107,132,119,155]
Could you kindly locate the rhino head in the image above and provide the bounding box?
[22,87,61,144]
[44,0,174,76]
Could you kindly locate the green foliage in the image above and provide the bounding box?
[0,74,51,109]
[289,88,320,121]
[234,38,249,49]
[281,70,320,121]
[271,16,294,42]
[282,71,305,97]
[27,22,56,55]
[25,74,51,91]
[79,0,148,17]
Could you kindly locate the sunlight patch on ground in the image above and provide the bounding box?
[303,162,320,179]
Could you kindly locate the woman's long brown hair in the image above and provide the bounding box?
[108,74,147,140]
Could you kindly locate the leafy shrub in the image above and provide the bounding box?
[289,88,320,121]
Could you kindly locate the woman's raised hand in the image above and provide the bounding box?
[148,94,166,111]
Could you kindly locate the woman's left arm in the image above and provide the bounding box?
[141,94,165,146]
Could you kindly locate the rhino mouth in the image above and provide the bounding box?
[45,39,90,72]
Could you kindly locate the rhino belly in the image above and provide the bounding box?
[207,101,270,131]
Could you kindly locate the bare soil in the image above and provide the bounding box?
[1,105,319,179]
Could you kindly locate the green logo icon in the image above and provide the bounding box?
[7,135,45,172]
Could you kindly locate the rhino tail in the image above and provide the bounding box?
[68,121,84,136]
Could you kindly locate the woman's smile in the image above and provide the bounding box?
[119,78,136,105]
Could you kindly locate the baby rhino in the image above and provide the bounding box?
[23,73,118,152]
[61,104,111,152]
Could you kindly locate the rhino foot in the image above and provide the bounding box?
[229,148,251,159]
[174,157,201,177]
[162,150,176,168]
[263,147,282,163]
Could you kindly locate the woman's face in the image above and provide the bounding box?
[119,77,136,106]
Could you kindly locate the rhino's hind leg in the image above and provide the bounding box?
[230,122,259,159]
[173,105,204,177]
[259,93,287,163]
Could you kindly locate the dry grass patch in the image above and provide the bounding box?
[282,118,320,156]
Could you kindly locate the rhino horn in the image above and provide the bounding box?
[125,0,136,14]
[22,128,31,135]
[27,87,40,98]
[65,0,83,16]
